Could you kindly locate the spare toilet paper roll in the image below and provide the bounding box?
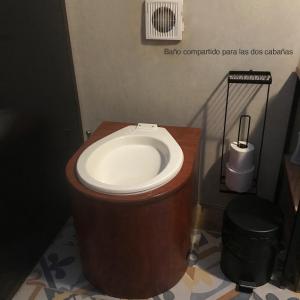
[225,163,254,193]
[229,141,255,171]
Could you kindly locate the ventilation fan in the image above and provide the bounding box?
[145,0,183,40]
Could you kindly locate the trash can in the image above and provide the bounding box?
[220,195,282,291]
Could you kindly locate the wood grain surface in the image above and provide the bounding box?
[285,155,300,211]
[66,121,201,298]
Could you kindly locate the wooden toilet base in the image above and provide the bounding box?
[66,122,201,298]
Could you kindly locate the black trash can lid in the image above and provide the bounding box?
[224,195,282,239]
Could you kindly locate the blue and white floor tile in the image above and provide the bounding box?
[13,219,300,300]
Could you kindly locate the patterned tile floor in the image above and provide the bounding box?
[13,219,300,300]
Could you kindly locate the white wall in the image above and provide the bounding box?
[65,0,300,207]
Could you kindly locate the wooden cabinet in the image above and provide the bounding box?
[278,70,300,291]
[278,157,300,291]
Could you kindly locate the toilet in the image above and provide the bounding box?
[76,123,184,194]
[66,121,201,298]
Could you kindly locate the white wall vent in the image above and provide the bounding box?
[145,0,183,40]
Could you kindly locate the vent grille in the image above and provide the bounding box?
[145,0,183,40]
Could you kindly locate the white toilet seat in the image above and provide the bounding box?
[76,123,184,195]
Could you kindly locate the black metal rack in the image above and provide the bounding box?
[220,70,272,194]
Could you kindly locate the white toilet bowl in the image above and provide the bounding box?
[76,123,184,194]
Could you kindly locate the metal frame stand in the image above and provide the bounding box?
[219,70,272,194]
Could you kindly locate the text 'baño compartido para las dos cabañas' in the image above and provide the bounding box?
[163,48,293,56]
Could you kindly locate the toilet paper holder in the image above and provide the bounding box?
[219,70,272,194]
[225,114,255,193]
[237,115,251,149]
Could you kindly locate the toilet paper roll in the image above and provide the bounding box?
[229,141,255,172]
[225,163,254,193]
